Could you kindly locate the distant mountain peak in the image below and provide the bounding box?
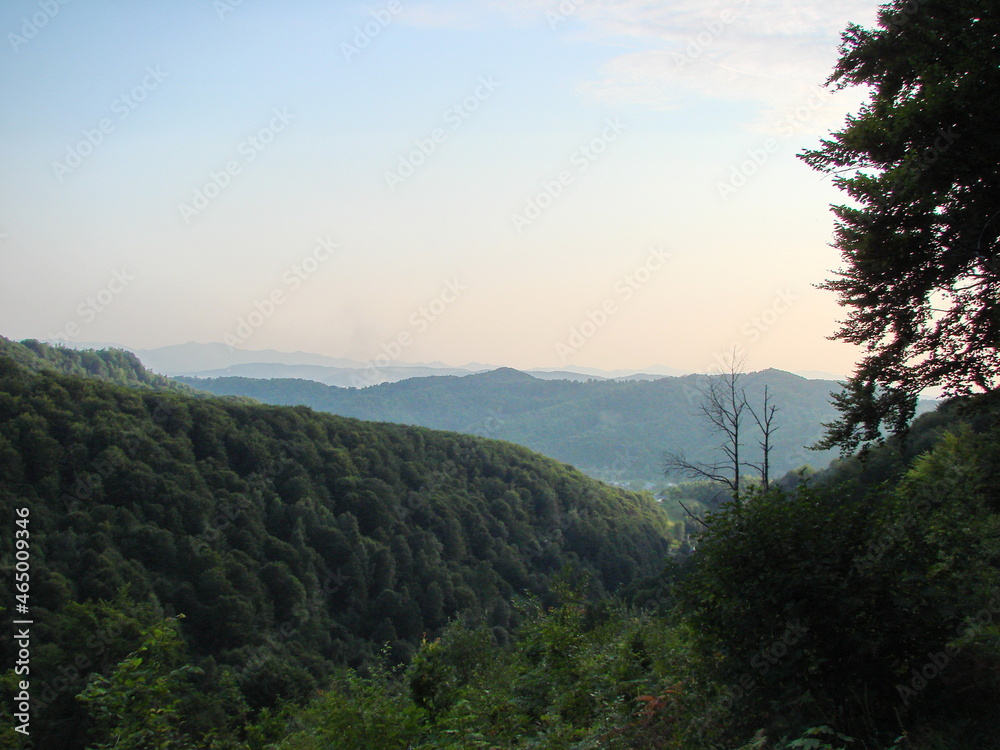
[752,367,805,379]
[476,367,537,381]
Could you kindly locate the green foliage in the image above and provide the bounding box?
[278,661,426,750]
[676,402,1000,747]
[77,617,197,749]
[407,623,498,718]
[811,378,917,457]
[779,726,856,750]
[277,588,698,750]
[0,593,167,750]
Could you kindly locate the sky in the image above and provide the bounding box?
[0,0,886,376]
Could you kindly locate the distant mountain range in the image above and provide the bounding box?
[176,367,878,487]
[46,341,695,387]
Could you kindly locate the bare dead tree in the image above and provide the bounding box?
[746,384,779,489]
[664,352,784,512]
[664,352,748,503]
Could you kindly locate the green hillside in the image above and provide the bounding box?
[0,337,196,394]
[176,367,850,486]
[0,341,676,749]
[262,390,1000,750]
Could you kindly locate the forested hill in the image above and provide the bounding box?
[0,339,676,748]
[0,336,195,393]
[177,367,848,485]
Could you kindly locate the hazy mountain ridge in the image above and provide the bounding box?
[46,340,692,385]
[178,366,852,485]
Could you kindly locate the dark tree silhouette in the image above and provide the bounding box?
[747,385,778,489]
[802,0,1000,453]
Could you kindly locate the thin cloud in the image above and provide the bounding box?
[400,0,881,131]
[569,0,878,129]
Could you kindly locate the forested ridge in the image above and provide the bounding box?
[266,385,1000,750]
[0,337,196,395]
[0,338,677,749]
[176,367,849,486]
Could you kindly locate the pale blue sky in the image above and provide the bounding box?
[0,0,883,374]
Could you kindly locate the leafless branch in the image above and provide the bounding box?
[747,384,779,489]
[677,499,711,529]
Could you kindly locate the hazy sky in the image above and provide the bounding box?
[0,0,884,375]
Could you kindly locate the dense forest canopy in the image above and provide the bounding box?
[0,338,676,749]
